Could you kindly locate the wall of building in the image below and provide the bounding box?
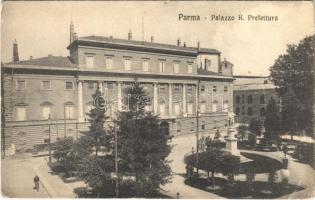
[76,47,198,75]
[7,73,77,121]
[3,112,229,153]
[220,62,233,77]
[233,88,279,124]
[197,54,220,73]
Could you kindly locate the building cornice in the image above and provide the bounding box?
[68,40,199,57]
[2,64,233,81]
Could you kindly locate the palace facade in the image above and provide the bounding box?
[1,22,234,153]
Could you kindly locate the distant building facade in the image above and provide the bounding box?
[1,22,234,153]
[233,76,280,125]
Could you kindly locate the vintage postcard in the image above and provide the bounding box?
[1,0,314,199]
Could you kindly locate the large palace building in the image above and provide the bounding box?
[1,22,234,154]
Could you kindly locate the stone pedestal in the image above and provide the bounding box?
[225,126,240,156]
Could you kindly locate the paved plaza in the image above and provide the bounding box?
[1,134,315,198]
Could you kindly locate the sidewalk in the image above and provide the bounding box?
[1,158,50,198]
[31,157,77,198]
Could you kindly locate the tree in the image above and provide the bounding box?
[221,155,241,183]
[198,149,224,187]
[264,98,281,139]
[76,87,115,196]
[269,35,314,136]
[237,125,248,141]
[116,81,172,197]
[53,136,78,177]
[249,118,263,136]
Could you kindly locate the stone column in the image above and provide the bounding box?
[103,82,107,98]
[169,83,173,116]
[153,83,158,114]
[77,81,84,122]
[182,84,187,114]
[117,82,122,111]
[98,81,103,93]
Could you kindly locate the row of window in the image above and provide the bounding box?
[15,104,75,121]
[86,55,195,74]
[16,80,74,90]
[235,94,266,104]
[156,102,228,116]
[15,100,229,121]
[235,107,266,117]
[16,79,228,93]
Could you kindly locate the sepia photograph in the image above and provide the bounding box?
[1,0,315,199]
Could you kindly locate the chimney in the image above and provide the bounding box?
[73,32,78,40]
[69,21,75,44]
[197,41,200,50]
[150,36,154,43]
[12,40,19,62]
[128,30,132,40]
[177,38,181,46]
[183,42,186,47]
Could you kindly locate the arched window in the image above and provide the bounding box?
[260,95,265,104]
[247,95,253,104]
[159,97,166,116]
[260,108,266,116]
[236,96,240,104]
[212,100,218,112]
[160,121,169,136]
[235,107,240,115]
[247,107,253,116]
[223,101,229,112]
[40,101,53,119]
[15,102,28,121]
[64,102,75,119]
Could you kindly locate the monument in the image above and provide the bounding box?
[224,114,240,156]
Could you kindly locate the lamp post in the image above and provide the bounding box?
[195,80,200,175]
[114,120,119,198]
[48,114,52,163]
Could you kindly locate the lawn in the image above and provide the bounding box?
[184,151,303,198]
[185,177,304,199]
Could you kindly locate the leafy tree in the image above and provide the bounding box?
[221,155,241,183]
[116,81,172,197]
[76,87,114,196]
[269,35,314,136]
[53,136,77,177]
[237,125,248,141]
[249,118,263,136]
[264,98,281,139]
[248,133,257,147]
[198,149,224,187]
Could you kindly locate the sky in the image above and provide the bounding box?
[1,1,314,75]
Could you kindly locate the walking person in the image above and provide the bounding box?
[33,175,40,192]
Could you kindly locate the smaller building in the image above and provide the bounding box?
[233,76,280,125]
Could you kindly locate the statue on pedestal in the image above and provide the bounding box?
[225,113,240,156]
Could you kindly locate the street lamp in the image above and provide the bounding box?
[48,114,52,163]
[114,120,119,198]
